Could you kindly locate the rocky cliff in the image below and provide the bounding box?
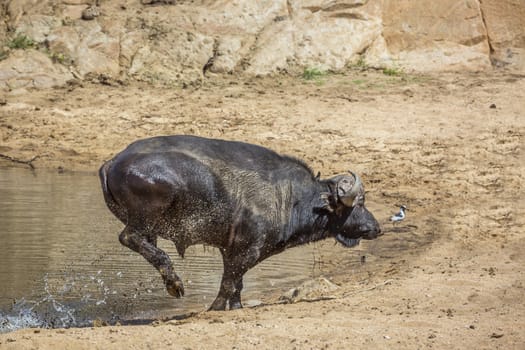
[0,0,523,90]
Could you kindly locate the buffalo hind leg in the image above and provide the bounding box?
[119,226,184,298]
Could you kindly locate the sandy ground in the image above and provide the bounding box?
[0,69,524,349]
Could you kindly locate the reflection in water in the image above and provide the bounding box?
[0,167,349,332]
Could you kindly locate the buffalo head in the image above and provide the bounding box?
[323,171,382,247]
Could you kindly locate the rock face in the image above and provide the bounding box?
[246,1,383,75]
[0,0,523,89]
[480,0,525,70]
[380,0,492,71]
[0,50,73,90]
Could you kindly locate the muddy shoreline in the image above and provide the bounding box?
[1,70,524,349]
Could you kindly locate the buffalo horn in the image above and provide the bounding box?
[338,171,362,207]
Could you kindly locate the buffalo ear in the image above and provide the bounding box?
[320,192,335,213]
[320,177,347,214]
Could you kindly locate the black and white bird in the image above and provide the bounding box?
[390,205,407,224]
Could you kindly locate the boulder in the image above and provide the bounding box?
[6,0,52,30]
[209,35,255,73]
[0,49,72,90]
[128,28,214,86]
[46,21,120,77]
[381,0,492,71]
[480,0,525,70]
[15,15,61,42]
[74,22,120,77]
[247,1,382,74]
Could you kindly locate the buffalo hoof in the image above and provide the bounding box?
[207,298,242,311]
[208,297,227,311]
[166,279,185,298]
[229,301,243,310]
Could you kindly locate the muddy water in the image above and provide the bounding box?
[1,167,368,332]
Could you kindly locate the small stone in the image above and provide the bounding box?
[489,103,497,109]
[93,319,108,327]
[244,299,263,307]
[490,333,504,339]
[81,6,100,20]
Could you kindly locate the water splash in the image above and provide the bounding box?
[0,271,125,333]
[0,299,43,333]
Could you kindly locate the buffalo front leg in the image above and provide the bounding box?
[209,273,236,311]
[209,274,246,311]
[119,226,184,298]
[208,249,255,311]
[229,278,244,310]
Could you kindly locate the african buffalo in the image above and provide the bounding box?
[99,135,381,310]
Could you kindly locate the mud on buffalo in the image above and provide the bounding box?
[99,135,382,311]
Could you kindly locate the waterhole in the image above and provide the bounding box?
[0,167,348,332]
[0,167,430,333]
